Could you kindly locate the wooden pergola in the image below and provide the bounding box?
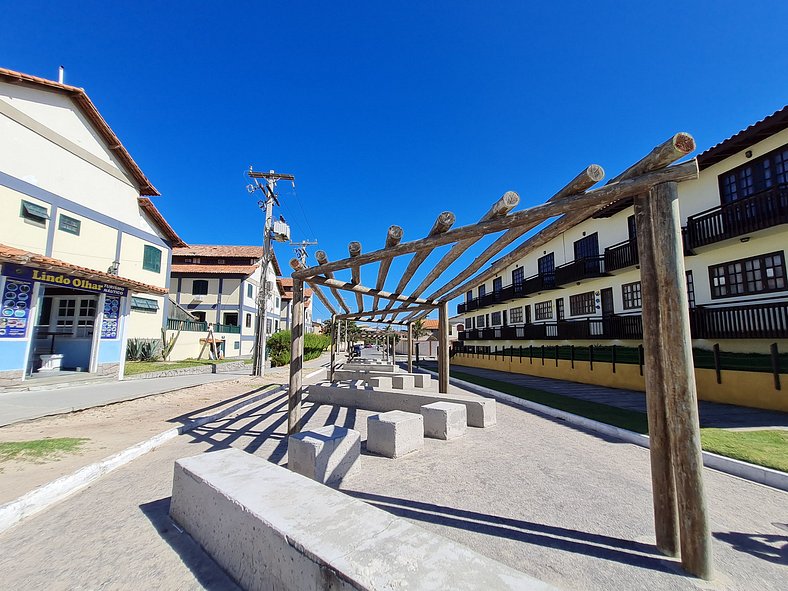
[286,133,712,578]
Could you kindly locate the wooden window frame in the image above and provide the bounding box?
[709,251,787,299]
[622,281,642,310]
[534,300,552,321]
[569,291,596,316]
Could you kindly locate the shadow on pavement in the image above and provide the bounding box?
[713,530,788,565]
[139,498,239,591]
[342,489,684,576]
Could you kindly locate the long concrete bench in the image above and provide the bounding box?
[332,369,431,389]
[306,383,496,427]
[171,448,554,591]
[342,363,395,372]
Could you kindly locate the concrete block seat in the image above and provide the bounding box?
[367,410,424,458]
[307,384,497,428]
[421,402,467,440]
[171,449,556,591]
[288,425,361,485]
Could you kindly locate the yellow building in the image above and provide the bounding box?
[0,67,184,386]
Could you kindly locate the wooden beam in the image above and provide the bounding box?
[293,159,698,280]
[340,302,436,320]
[401,166,604,321]
[379,211,456,317]
[438,302,449,393]
[646,181,712,579]
[438,137,696,303]
[395,192,519,318]
[407,322,413,373]
[287,278,305,435]
[290,259,337,316]
[349,241,364,312]
[314,250,351,314]
[372,225,404,310]
[306,275,438,305]
[634,193,679,558]
[329,314,337,381]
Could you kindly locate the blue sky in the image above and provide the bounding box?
[3,1,787,322]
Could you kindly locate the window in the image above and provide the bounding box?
[20,200,49,225]
[466,290,473,302]
[217,259,225,264]
[512,267,524,287]
[492,277,502,292]
[131,296,159,311]
[491,311,502,326]
[192,280,209,295]
[686,271,696,309]
[266,319,272,333]
[622,282,642,309]
[53,296,96,337]
[509,307,523,324]
[234,341,240,350]
[574,233,600,260]
[538,253,554,275]
[58,215,81,235]
[718,144,788,204]
[570,291,596,316]
[192,311,206,322]
[534,301,552,320]
[478,284,486,298]
[223,313,238,326]
[709,251,786,298]
[247,284,254,298]
[245,313,252,328]
[556,298,565,320]
[476,314,486,328]
[142,245,161,273]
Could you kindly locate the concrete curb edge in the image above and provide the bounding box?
[417,367,788,493]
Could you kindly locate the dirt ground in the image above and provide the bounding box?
[0,359,321,505]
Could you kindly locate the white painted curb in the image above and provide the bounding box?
[417,367,788,493]
[0,384,284,534]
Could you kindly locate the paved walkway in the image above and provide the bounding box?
[1,377,785,590]
[435,362,788,430]
[0,354,332,427]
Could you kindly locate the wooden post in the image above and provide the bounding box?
[407,322,413,373]
[438,302,450,393]
[635,190,681,559]
[329,314,336,382]
[288,278,305,435]
[645,181,712,578]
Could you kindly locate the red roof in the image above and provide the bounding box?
[174,245,264,257]
[0,67,159,196]
[0,244,167,295]
[421,319,439,330]
[171,264,258,276]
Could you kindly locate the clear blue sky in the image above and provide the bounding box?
[3,1,787,322]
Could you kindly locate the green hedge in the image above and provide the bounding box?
[267,331,331,367]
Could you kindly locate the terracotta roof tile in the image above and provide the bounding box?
[421,319,439,330]
[174,245,264,257]
[0,67,159,196]
[171,264,258,275]
[0,243,167,295]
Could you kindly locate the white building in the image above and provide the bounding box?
[277,277,314,333]
[0,67,184,386]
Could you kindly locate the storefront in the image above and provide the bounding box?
[0,249,166,387]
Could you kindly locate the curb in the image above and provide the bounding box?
[417,367,788,493]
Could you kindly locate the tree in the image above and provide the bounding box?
[412,318,429,340]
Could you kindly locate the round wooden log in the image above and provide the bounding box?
[372,225,405,311]
[310,251,351,313]
[348,242,362,257]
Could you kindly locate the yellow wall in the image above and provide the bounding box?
[452,353,788,413]
[165,329,242,361]
[178,277,220,306]
[118,233,168,288]
[126,300,166,339]
[221,278,241,305]
[0,185,48,254]
[50,208,117,272]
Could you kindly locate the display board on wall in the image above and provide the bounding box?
[0,277,34,339]
[101,296,121,339]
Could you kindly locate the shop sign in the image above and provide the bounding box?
[3,265,129,297]
[0,277,33,339]
[101,295,121,339]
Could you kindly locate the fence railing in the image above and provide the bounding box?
[167,318,241,334]
[604,239,639,272]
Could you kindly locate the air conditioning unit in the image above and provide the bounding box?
[193,295,205,302]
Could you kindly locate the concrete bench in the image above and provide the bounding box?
[391,375,415,390]
[307,384,496,428]
[171,449,555,591]
[413,373,431,388]
[367,411,424,458]
[343,363,395,373]
[366,376,393,389]
[421,402,467,440]
[288,425,360,485]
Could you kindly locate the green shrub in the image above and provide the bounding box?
[266,331,331,367]
[126,338,161,361]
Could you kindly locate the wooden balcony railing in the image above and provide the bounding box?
[554,255,607,285]
[604,239,639,272]
[686,184,788,249]
[458,314,644,342]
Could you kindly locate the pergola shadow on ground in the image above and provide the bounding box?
[284,132,718,579]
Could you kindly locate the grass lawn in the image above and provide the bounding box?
[0,438,89,463]
[124,357,249,376]
[424,362,788,473]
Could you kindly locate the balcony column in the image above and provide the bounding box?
[636,181,712,579]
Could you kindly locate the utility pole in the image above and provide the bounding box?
[247,168,294,377]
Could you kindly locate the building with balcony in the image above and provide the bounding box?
[170,245,282,357]
[457,106,788,358]
[0,67,185,387]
